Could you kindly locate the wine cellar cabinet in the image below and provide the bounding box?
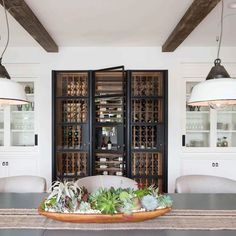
[52,69,168,192]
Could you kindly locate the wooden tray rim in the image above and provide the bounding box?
[38,206,171,223]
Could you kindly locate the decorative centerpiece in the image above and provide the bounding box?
[38,181,172,223]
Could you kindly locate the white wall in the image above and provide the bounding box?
[2,46,236,192]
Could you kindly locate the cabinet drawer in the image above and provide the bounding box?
[181,160,236,180]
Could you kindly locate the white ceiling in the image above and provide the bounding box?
[0,0,236,48]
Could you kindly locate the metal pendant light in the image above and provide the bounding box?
[188,0,236,109]
[0,0,28,105]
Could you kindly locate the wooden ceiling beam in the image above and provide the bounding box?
[162,0,221,52]
[0,0,58,52]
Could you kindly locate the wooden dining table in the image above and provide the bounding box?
[1,193,236,236]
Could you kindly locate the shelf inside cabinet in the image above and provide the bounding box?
[186,111,209,114]
[11,130,34,132]
[11,111,34,114]
[186,130,210,133]
[96,160,122,164]
[217,130,236,133]
[95,149,123,154]
[95,167,122,171]
[26,93,34,97]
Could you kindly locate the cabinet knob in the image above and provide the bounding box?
[2,162,5,166]
[6,162,8,166]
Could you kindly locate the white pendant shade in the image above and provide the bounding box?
[188,78,236,107]
[0,78,28,105]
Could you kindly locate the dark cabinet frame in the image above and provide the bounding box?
[52,69,168,192]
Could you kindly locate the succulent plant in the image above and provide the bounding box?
[43,181,83,212]
[79,201,91,212]
[43,181,172,214]
[134,187,152,199]
[94,188,121,214]
[157,195,173,208]
[141,195,159,211]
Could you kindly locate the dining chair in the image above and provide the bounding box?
[175,175,236,193]
[0,175,46,193]
[75,175,138,192]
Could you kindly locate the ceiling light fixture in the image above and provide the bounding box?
[188,0,236,109]
[0,0,28,105]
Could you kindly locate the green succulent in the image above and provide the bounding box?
[95,189,121,214]
[134,188,152,199]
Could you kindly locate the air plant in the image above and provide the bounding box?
[43,181,83,212]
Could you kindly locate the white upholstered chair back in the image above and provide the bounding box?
[175,175,236,193]
[0,175,46,193]
[76,175,138,193]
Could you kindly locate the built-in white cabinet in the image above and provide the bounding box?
[181,159,236,180]
[0,158,38,178]
[0,80,37,149]
[184,79,236,149]
[0,64,40,178]
[180,63,236,183]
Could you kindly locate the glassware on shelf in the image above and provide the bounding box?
[221,137,228,147]
[217,138,222,147]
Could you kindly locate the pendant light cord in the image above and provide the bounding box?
[217,0,224,59]
[0,0,10,62]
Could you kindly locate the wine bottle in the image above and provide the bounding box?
[107,136,112,150]
[114,156,123,162]
[101,136,107,150]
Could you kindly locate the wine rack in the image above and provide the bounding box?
[131,74,163,97]
[53,69,167,191]
[95,153,124,176]
[95,98,123,123]
[95,73,123,96]
[132,152,162,176]
[132,126,157,149]
[59,125,84,150]
[60,99,88,123]
[130,71,166,192]
[132,99,162,123]
[93,71,125,176]
[59,74,88,97]
[57,152,88,180]
[53,72,90,181]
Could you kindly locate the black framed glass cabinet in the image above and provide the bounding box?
[52,67,168,192]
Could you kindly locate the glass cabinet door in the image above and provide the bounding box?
[93,71,125,176]
[185,81,210,147]
[216,106,236,147]
[130,71,165,190]
[54,72,90,181]
[10,82,35,146]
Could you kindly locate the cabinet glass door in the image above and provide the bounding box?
[93,71,125,176]
[0,107,4,146]
[216,106,236,147]
[10,82,35,146]
[54,72,90,181]
[130,71,165,191]
[185,82,210,147]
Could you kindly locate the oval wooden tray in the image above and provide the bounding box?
[38,207,171,223]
